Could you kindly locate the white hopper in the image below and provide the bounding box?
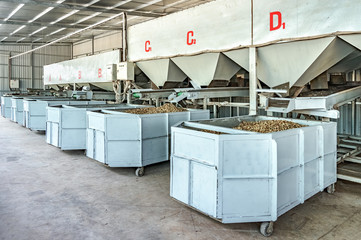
[223,48,250,71]
[257,37,357,88]
[340,34,361,50]
[171,53,241,87]
[136,59,187,88]
[328,51,361,73]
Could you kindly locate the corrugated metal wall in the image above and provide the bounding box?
[73,31,122,58]
[0,44,71,95]
[337,101,361,136]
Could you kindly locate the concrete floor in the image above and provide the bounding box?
[0,116,360,240]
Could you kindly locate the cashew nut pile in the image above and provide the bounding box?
[234,120,305,133]
[124,103,187,114]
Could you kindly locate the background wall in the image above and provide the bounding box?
[0,44,71,95]
[73,31,122,58]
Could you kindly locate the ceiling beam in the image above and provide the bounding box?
[0,19,121,31]
[0,0,164,18]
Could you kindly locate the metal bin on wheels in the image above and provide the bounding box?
[170,116,337,237]
[86,108,210,176]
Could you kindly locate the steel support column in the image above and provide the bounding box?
[249,47,257,115]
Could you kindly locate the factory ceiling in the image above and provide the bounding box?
[0,0,213,44]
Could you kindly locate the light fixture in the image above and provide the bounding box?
[28,0,65,23]
[71,12,101,25]
[29,26,47,36]
[11,12,124,59]
[33,38,43,42]
[50,0,100,25]
[4,4,25,21]
[0,37,8,42]
[115,0,162,24]
[107,0,132,9]
[132,0,162,11]
[17,37,26,42]
[28,7,54,23]
[46,28,66,36]
[51,10,79,24]
[10,25,26,35]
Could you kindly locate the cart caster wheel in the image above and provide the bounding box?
[260,221,274,237]
[326,184,335,194]
[135,167,145,177]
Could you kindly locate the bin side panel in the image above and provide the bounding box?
[168,112,190,133]
[16,99,24,111]
[62,109,86,129]
[277,167,301,216]
[16,112,22,124]
[324,152,337,188]
[303,127,320,163]
[141,115,168,139]
[323,124,337,155]
[189,110,210,121]
[47,108,60,123]
[61,129,85,150]
[274,133,300,172]
[223,140,271,176]
[29,116,46,130]
[88,114,105,132]
[191,162,217,218]
[106,140,141,167]
[222,179,271,221]
[94,130,105,163]
[30,102,47,115]
[304,159,320,200]
[4,108,11,118]
[221,138,276,223]
[51,123,60,147]
[171,156,190,205]
[107,116,141,141]
[173,132,216,166]
[10,107,15,121]
[142,137,168,166]
[86,129,95,159]
[46,122,52,144]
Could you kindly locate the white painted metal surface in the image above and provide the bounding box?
[253,0,361,45]
[24,99,104,131]
[128,0,251,62]
[46,104,148,150]
[171,53,241,87]
[1,96,12,118]
[127,0,361,91]
[117,62,135,81]
[86,108,210,169]
[171,116,337,224]
[43,50,121,90]
[128,0,361,62]
[257,37,357,88]
[11,97,25,125]
[136,59,187,88]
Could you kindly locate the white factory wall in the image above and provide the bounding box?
[0,44,71,95]
[73,31,122,58]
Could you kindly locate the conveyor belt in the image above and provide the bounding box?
[337,135,361,184]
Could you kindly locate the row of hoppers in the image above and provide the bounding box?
[0,95,337,237]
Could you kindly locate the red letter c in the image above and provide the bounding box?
[145,40,151,52]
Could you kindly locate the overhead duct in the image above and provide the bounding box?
[171,53,241,87]
[136,59,187,88]
[257,37,357,88]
